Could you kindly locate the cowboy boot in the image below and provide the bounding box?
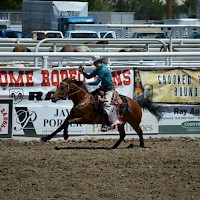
[101,110,111,132]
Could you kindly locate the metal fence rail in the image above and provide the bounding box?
[1,38,200,52]
[0,11,22,24]
[0,38,200,67]
[0,51,200,68]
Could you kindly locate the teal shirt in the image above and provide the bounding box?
[82,63,114,89]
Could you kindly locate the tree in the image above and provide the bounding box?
[0,0,22,10]
[179,0,197,17]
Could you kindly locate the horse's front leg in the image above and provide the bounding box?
[63,126,69,140]
[41,116,87,142]
[41,117,71,142]
[63,116,87,140]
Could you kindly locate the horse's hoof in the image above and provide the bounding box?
[55,146,60,150]
[63,134,69,140]
[127,143,134,148]
[140,142,145,148]
[40,136,48,142]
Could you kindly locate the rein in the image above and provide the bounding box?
[60,81,82,99]
[60,81,99,108]
[60,81,106,111]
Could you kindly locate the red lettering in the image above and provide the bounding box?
[60,70,68,81]
[0,70,34,87]
[1,108,5,114]
[77,71,82,81]
[112,70,122,86]
[123,69,131,85]
[51,70,60,86]
[41,69,85,86]
[0,71,8,87]
[9,71,24,86]
[26,71,34,86]
[69,70,76,80]
[41,70,50,86]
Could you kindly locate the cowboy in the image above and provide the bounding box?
[79,56,117,132]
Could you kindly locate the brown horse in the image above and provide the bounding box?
[119,48,143,52]
[60,45,91,52]
[13,45,31,52]
[84,41,109,44]
[41,78,163,149]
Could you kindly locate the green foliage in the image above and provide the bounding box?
[179,0,197,17]
[0,0,22,10]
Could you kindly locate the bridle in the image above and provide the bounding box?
[60,81,97,108]
[60,81,82,99]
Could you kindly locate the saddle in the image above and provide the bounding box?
[91,89,128,120]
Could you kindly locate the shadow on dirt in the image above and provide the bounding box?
[55,146,115,150]
[54,143,143,150]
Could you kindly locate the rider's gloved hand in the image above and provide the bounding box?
[78,65,84,73]
[84,81,88,85]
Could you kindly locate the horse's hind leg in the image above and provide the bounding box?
[111,124,126,149]
[128,121,144,147]
[135,126,144,147]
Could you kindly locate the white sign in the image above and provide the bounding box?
[0,99,13,138]
[87,110,158,135]
[159,104,200,133]
[13,106,87,136]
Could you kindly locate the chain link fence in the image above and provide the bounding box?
[0,11,22,24]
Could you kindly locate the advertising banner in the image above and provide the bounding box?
[0,67,134,136]
[87,110,159,135]
[0,68,134,106]
[139,69,200,103]
[159,105,200,133]
[13,106,87,136]
[0,99,13,138]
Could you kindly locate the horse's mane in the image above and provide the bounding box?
[63,78,89,93]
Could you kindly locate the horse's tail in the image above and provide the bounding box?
[137,98,163,121]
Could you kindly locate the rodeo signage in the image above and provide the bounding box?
[0,68,133,105]
[0,98,13,138]
[159,105,200,134]
[0,67,135,136]
[139,69,200,103]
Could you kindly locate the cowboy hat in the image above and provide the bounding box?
[91,55,103,63]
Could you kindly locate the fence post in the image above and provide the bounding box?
[42,56,49,68]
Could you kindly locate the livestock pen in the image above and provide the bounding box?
[0,38,199,139]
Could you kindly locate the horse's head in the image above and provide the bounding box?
[51,78,88,102]
[51,78,72,102]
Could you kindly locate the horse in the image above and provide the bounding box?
[119,48,144,52]
[13,45,31,52]
[41,78,163,149]
[60,45,91,52]
[84,41,109,44]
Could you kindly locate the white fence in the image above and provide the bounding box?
[0,38,200,67]
[1,38,200,52]
[0,51,200,68]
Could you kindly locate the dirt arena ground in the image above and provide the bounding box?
[0,137,199,200]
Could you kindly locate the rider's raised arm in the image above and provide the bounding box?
[82,69,98,79]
